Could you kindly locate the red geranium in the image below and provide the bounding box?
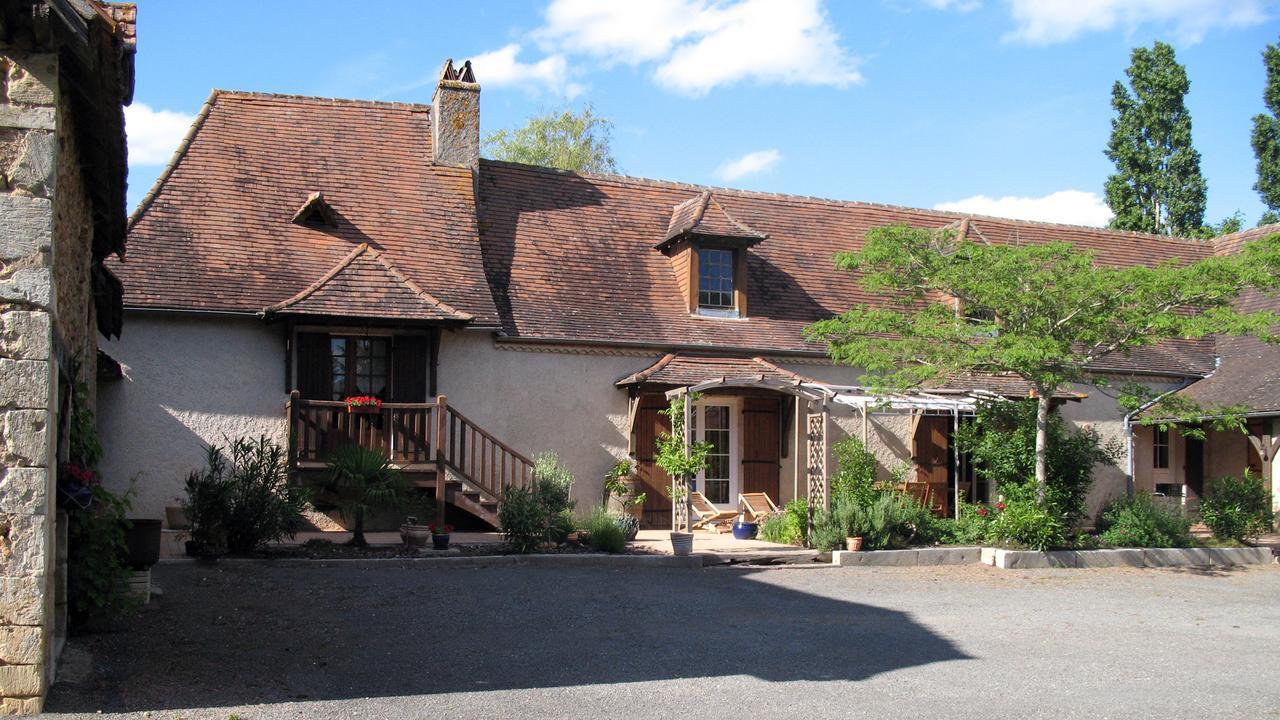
[977,507,989,517]
[60,462,99,487]
[429,523,454,534]
[344,395,382,410]
[995,501,1007,512]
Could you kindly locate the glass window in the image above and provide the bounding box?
[330,336,389,400]
[702,405,731,504]
[1153,427,1169,469]
[697,248,735,309]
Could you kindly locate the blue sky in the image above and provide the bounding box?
[125,0,1280,228]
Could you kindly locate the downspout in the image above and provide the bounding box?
[1123,374,1202,497]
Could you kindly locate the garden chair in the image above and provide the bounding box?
[689,491,737,531]
[739,492,780,523]
[903,481,933,509]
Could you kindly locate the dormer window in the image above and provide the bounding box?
[697,247,735,311]
[656,191,767,320]
[291,190,338,227]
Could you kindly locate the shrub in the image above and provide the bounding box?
[758,512,793,544]
[1201,471,1274,541]
[830,436,879,508]
[955,399,1121,527]
[67,485,138,628]
[499,486,548,553]
[1098,493,1192,548]
[946,502,995,545]
[182,446,233,556]
[860,492,939,550]
[985,496,1065,551]
[533,451,575,517]
[611,512,640,541]
[810,509,847,552]
[320,445,406,546]
[183,438,311,554]
[583,507,627,553]
[546,510,577,545]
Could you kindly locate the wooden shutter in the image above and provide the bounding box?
[741,396,780,498]
[634,393,672,528]
[295,332,331,400]
[391,334,430,402]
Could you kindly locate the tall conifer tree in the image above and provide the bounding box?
[1252,37,1280,226]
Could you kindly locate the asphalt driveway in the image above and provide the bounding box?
[44,561,1280,719]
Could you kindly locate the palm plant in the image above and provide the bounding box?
[322,445,406,546]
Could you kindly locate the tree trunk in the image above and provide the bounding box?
[1035,388,1050,503]
[350,507,367,547]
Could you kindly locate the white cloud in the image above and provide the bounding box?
[934,190,1113,227]
[921,0,981,11]
[125,103,194,166]
[1003,0,1271,45]
[467,44,583,98]
[715,148,781,181]
[534,0,862,96]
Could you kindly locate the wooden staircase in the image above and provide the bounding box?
[289,392,535,528]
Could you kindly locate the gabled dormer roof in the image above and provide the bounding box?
[263,243,472,322]
[656,191,768,252]
[291,191,338,226]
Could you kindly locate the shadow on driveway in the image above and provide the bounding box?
[46,562,969,714]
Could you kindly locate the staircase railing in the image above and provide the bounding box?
[287,392,535,525]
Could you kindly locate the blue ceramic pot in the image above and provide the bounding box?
[732,521,759,540]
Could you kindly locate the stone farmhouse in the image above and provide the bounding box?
[97,59,1280,536]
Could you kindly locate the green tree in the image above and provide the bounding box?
[321,445,406,546]
[1105,42,1207,236]
[805,224,1280,498]
[1253,37,1280,226]
[483,105,618,174]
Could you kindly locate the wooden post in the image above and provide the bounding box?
[1246,421,1280,513]
[435,394,448,527]
[286,390,300,472]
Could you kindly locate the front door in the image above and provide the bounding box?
[1184,435,1204,504]
[914,415,951,517]
[693,399,740,510]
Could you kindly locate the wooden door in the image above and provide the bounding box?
[913,415,951,517]
[1183,435,1204,502]
[741,396,781,502]
[633,393,672,528]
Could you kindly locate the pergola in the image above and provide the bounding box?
[664,375,994,532]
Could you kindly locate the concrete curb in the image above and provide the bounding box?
[158,553,705,570]
[982,546,1275,569]
[833,546,983,567]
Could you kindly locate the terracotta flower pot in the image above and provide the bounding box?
[846,536,864,552]
[400,523,431,548]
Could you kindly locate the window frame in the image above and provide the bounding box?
[329,335,391,401]
[1152,426,1170,470]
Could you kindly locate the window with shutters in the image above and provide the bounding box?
[294,331,432,402]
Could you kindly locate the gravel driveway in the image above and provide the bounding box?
[43,561,1280,719]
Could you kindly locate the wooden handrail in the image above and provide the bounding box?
[444,405,535,469]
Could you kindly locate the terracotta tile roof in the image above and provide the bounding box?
[659,191,767,250]
[264,243,470,322]
[478,161,1217,375]
[114,90,500,326]
[616,354,811,387]
[1170,336,1280,415]
[928,373,1086,400]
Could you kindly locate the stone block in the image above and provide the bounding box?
[6,54,57,106]
[0,409,50,466]
[0,269,52,310]
[1074,549,1145,568]
[0,663,43,698]
[1206,547,1273,566]
[0,310,51,361]
[7,130,54,196]
[0,195,51,260]
[980,546,998,565]
[0,695,42,715]
[0,360,49,410]
[1143,547,1213,567]
[0,575,45,625]
[0,625,42,665]
[916,546,982,566]
[0,467,47,515]
[0,513,48,577]
[992,549,1078,569]
[0,105,54,131]
[834,549,919,567]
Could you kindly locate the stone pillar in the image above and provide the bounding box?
[0,51,60,716]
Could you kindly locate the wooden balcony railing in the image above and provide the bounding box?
[287,392,536,520]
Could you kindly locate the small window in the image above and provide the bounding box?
[330,336,389,400]
[698,248,735,310]
[1153,427,1170,469]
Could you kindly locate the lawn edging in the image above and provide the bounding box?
[832,546,983,567]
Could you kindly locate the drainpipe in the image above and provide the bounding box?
[1123,377,1199,497]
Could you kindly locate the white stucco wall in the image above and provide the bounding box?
[98,314,288,522]
[438,331,643,510]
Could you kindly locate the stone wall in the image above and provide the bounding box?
[0,51,62,715]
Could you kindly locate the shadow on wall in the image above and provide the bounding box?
[46,564,970,713]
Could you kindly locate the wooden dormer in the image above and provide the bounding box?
[656,192,766,318]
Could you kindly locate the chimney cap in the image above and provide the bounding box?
[439,58,477,84]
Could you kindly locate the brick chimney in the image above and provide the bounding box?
[431,58,480,169]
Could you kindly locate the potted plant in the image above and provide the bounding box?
[731,514,759,540]
[653,395,712,557]
[430,523,454,550]
[603,459,647,522]
[344,395,382,414]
